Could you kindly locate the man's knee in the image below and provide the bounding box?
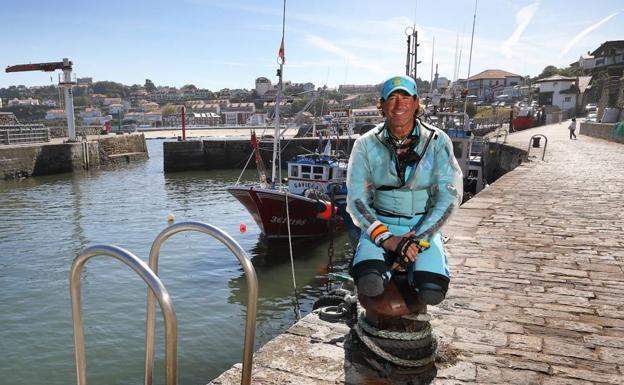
[412,271,450,305]
[351,260,388,297]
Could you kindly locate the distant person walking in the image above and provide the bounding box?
[568,118,577,140]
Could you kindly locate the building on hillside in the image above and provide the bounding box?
[338,84,379,94]
[46,109,67,120]
[221,102,255,125]
[247,112,269,125]
[591,40,624,68]
[8,98,40,106]
[78,108,111,124]
[0,98,3,108]
[77,77,93,86]
[570,41,624,71]
[534,75,592,115]
[255,77,273,96]
[571,54,596,70]
[466,69,523,102]
[103,97,122,106]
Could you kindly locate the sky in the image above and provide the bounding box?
[1,0,622,91]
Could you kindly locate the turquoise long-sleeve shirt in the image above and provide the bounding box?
[346,119,463,241]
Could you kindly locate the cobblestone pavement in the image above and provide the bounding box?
[435,121,624,384]
[210,120,624,385]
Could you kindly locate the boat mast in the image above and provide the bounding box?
[463,0,477,114]
[272,0,286,185]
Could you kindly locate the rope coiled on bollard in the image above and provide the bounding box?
[353,310,436,367]
[354,322,435,367]
[357,311,432,341]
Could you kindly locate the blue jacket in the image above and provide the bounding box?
[346,119,463,240]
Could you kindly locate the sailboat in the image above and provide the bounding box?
[226,14,347,239]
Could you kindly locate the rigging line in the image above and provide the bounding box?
[235,150,255,185]
[284,190,301,320]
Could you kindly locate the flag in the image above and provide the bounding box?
[278,37,285,63]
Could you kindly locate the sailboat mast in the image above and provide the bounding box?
[272,0,286,185]
[429,37,435,93]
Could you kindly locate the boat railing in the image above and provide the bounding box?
[70,245,178,385]
[144,221,258,385]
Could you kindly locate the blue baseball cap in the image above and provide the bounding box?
[380,75,418,100]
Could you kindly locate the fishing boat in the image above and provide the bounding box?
[226,32,347,239]
[431,112,486,199]
[511,105,536,131]
[227,139,347,239]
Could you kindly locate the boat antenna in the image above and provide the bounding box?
[463,0,477,114]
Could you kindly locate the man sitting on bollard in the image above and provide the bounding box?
[346,75,463,317]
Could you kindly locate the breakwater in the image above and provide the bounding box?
[163,137,354,172]
[0,133,148,180]
[163,136,525,186]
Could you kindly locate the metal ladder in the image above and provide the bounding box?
[69,221,258,385]
[527,134,548,161]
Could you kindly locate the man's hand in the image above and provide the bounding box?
[381,230,419,265]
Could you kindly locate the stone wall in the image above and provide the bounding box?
[48,125,104,139]
[483,142,528,183]
[0,112,19,125]
[164,137,353,172]
[0,133,147,180]
[580,122,624,144]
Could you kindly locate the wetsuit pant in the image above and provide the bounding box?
[351,214,450,304]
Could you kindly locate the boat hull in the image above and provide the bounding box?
[227,186,342,239]
[512,116,535,131]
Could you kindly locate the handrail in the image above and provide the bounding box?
[70,245,178,385]
[144,221,258,385]
[527,134,548,161]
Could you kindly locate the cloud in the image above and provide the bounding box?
[559,10,622,58]
[304,35,387,75]
[500,1,540,59]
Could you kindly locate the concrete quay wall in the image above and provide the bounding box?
[0,133,148,180]
[163,137,350,172]
[580,122,624,144]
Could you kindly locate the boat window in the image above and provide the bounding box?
[328,168,333,179]
[301,165,311,173]
[314,174,323,180]
[302,174,310,179]
[452,142,463,159]
[313,166,324,174]
[290,165,298,177]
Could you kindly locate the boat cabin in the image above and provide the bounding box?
[287,154,347,196]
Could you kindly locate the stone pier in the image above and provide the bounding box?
[0,133,148,180]
[210,120,624,385]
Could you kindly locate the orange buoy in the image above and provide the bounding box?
[239,223,247,233]
[316,200,337,220]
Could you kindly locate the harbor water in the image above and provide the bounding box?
[0,139,350,385]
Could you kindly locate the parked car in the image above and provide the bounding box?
[584,112,598,122]
[585,103,597,112]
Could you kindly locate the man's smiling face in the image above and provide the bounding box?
[382,90,419,131]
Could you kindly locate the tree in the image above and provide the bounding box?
[538,65,559,79]
[161,103,177,115]
[92,81,126,97]
[144,79,156,93]
[180,84,197,92]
